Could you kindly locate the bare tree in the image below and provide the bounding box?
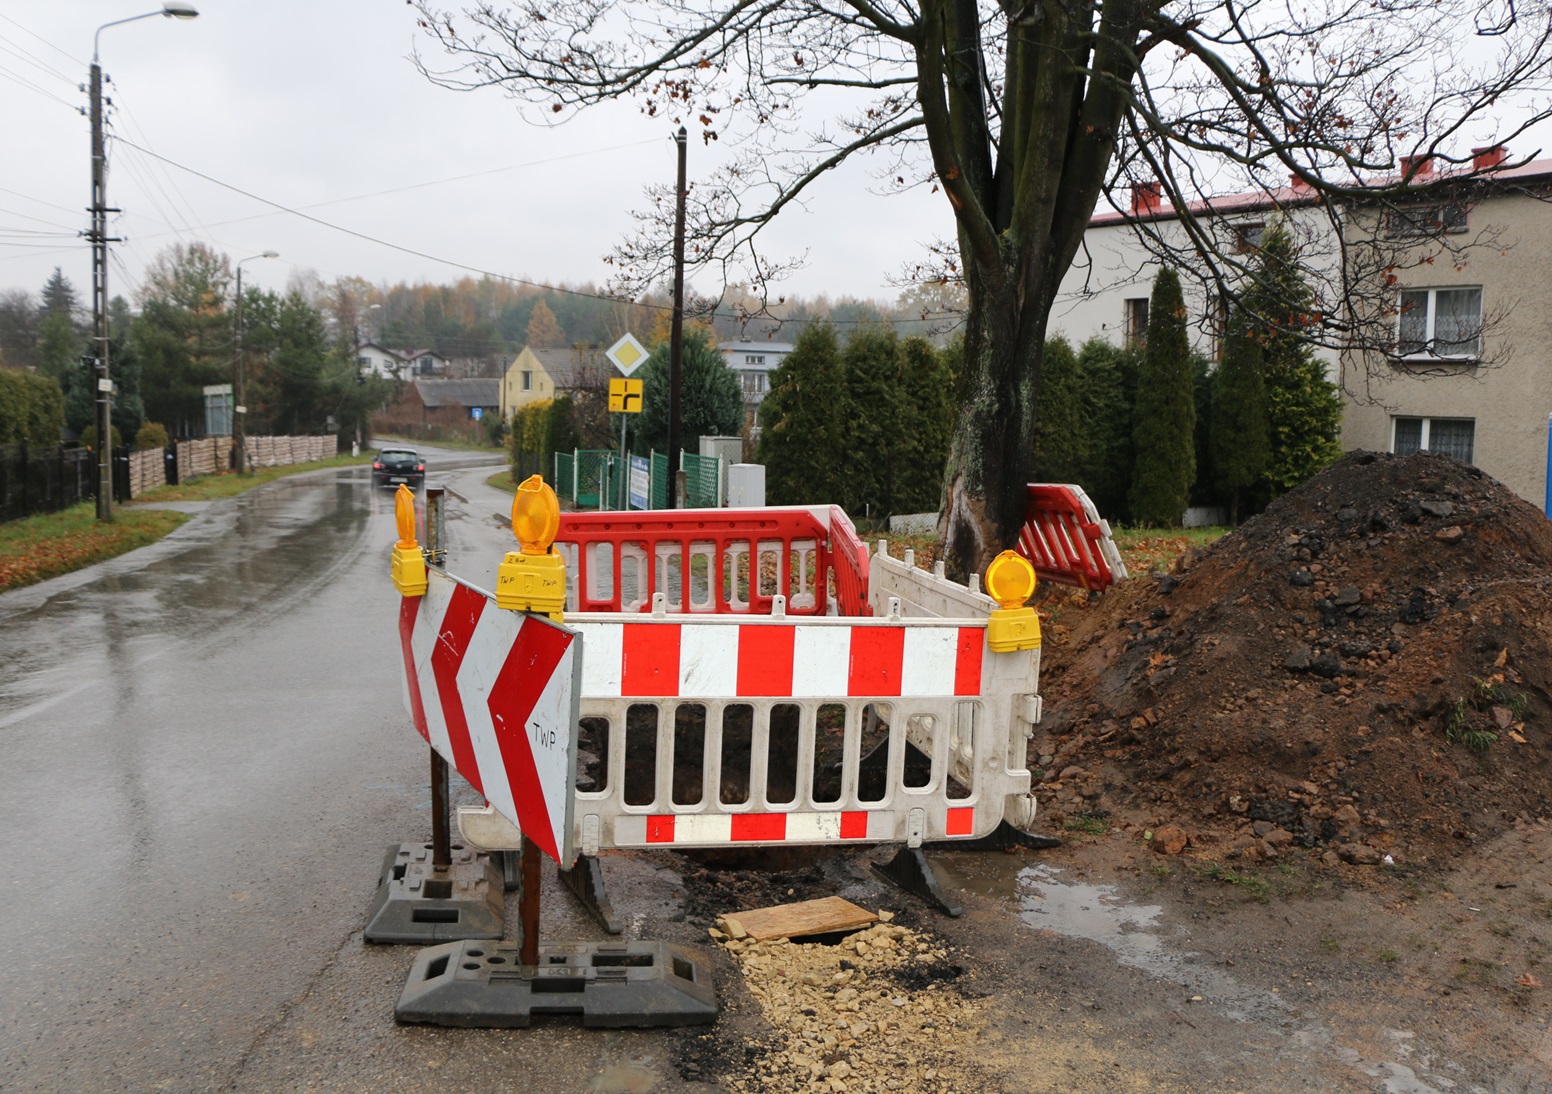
[411,0,1552,572]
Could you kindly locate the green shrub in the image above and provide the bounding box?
[135,421,169,451]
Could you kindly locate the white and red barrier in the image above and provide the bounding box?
[400,488,1122,871]
[399,570,582,864]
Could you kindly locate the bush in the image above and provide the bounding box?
[78,423,123,452]
[0,368,66,445]
[135,421,169,451]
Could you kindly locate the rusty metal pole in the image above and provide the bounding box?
[425,487,452,872]
[519,839,541,967]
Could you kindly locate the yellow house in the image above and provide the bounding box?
[499,345,606,420]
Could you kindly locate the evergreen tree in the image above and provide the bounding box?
[1073,337,1140,521]
[1211,309,1270,523]
[1129,268,1195,526]
[894,336,955,514]
[633,328,744,455]
[1030,335,1088,486]
[839,324,907,518]
[1239,222,1344,496]
[39,268,79,323]
[758,322,846,506]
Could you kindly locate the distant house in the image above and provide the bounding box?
[720,340,795,427]
[377,378,500,433]
[356,341,406,379]
[499,345,607,419]
[399,348,450,378]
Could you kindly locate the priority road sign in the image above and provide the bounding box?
[608,377,643,413]
[399,568,583,866]
[606,332,649,376]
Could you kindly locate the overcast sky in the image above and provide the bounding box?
[1,0,949,309]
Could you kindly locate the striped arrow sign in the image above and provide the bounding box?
[398,568,582,866]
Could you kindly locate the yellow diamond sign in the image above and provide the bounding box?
[606,333,649,377]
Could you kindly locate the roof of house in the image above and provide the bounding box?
[1090,156,1552,228]
[523,345,607,389]
[721,341,796,354]
[414,378,500,407]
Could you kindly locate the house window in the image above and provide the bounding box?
[1232,222,1264,253]
[1393,416,1475,463]
[1396,286,1482,359]
[1124,298,1149,346]
[356,356,369,370]
[1385,204,1469,238]
[521,370,533,392]
[745,354,766,366]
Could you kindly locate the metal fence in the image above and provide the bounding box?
[0,442,96,523]
[556,448,721,511]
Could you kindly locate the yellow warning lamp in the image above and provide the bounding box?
[390,483,428,597]
[984,549,1041,653]
[496,474,567,620]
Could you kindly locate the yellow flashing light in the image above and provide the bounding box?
[498,474,566,620]
[985,549,1040,653]
[511,474,560,555]
[985,549,1038,609]
[390,483,428,597]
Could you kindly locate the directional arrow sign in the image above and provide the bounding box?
[399,568,582,866]
[608,377,643,413]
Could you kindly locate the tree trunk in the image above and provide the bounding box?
[936,265,1047,579]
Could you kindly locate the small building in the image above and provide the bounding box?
[356,341,406,379]
[399,348,450,378]
[377,378,500,433]
[720,340,795,428]
[500,345,608,419]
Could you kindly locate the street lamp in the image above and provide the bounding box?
[88,1,199,521]
[232,251,278,476]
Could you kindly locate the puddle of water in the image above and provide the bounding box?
[1013,864,1463,1093]
[589,1063,657,1093]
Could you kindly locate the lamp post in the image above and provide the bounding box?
[88,1,199,521]
[232,251,278,475]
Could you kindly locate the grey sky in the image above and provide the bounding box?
[1,0,948,307]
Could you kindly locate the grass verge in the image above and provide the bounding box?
[136,453,366,503]
[0,502,189,593]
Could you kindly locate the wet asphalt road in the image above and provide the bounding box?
[0,449,699,1093]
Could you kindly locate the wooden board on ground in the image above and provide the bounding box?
[720,897,878,942]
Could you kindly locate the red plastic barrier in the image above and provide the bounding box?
[1017,484,1123,591]
[826,506,872,617]
[558,507,853,615]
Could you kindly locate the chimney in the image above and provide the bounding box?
[1399,154,1434,182]
[1472,144,1507,171]
[1131,180,1163,215]
[1289,173,1313,193]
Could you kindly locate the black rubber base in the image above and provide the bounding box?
[363,843,504,944]
[396,940,719,1028]
[871,846,964,917]
[931,820,1063,852]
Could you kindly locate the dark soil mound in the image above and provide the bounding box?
[1035,450,1552,868]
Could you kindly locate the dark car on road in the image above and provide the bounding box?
[372,448,425,490]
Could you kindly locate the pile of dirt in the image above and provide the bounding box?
[1034,450,1552,869]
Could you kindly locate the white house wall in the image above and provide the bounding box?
[1339,188,1552,511]
[1051,204,1343,385]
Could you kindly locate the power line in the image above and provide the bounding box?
[110,138,950,329]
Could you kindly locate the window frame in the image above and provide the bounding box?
[1123,297,1149,347]
[1394,285,1483,362]
[1391,415,1476,464]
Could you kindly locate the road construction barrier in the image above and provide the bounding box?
[556,505,871,617]
[406,482,1120,914]
[1018,482,1128,590]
